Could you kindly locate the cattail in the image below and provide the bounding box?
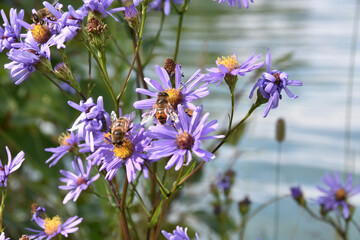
[275,118,286,143]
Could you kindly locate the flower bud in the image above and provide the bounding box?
[238,196,251,216]
[125,5,140,33]
[54,62,73,81]
[290,186,306,207]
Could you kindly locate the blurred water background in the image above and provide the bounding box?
[0,0,359,239]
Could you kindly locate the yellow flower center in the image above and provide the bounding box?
[216,54,239,72]
[112,138,134,159]
[44,216,61,235]
[166,88,182,108]
[58,132,71,146]
[31,23,51,44]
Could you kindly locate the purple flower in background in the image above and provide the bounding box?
[0,8,24,52]
[249,49,302,117]
[134,64,209,112]
[59,158,100,204]
[205,52,263,86]
[68,96,111,152]
[125,4,139,19]
[27,213,82,240]
[81,0,125,21]
[4,30,51,85]
[87,124,149,182]
[0,232,9,240]
[42,2,85,49]
[146,105,224,170]
[0,146,25,188]
[316,172,360,219]
[45,132,79,167]
[149,0,184,15]
[214,0,254,8]
[290,186,303,199]
[162,226,199,240]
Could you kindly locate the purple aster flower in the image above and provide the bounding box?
[0,146,25,188]
[68,96,111,152]
[0,232,9,240]
[316,172,360,219]
[149,0,184,15]
[205,51,264,86]
[217,170,235,191]
[249,49,302,117]
[133,64,209,113]
[4,30,51,85]
[59,158,100,204]
[146,105,224,170]
[87,122,149,182]
[162,226,199,240]
[214,0,254,8]
[39,2,86,49]
[81,0,125,21]
[125,4,139,19]
[45,132,79,167]
[290,186,303,200]
[26,213,82,239]
[0,8,24,52]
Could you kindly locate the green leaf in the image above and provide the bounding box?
[149,200,164,228]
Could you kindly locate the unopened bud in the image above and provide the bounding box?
[125,5,140,32]
[54,62,73,81]
[276,118,286,143]
[290,186,306,206]
[238,196,251,216]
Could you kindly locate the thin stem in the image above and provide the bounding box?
[144,162,170,196]
[152,159,186,240]
[0,188,7,230]
[351,219,360,234]
[344,0,360,174]
[117,4,147,103]
[126,208,141,240]
[274,143,282,240]
[173,0,190,62]
[130,182,151,217]
[87,51,91,97]
[120,178,131,240]
[228,87,235,132]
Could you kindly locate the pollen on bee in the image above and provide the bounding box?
[31,23,51,44]
[216,54,239,72]
[44,215,61,235]
[112,138,134,159]
[166,88,182,108]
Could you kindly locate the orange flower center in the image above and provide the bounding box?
[335,188,347,201]
[176,131,194,150]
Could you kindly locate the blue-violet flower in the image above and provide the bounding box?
[162,226,199,240]
[0,146,25,188]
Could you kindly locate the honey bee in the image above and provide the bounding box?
[111,111,135,146]
[141,91,179,125]
[31,8,56,24]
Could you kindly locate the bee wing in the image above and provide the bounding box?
[165,106,179,123]
[111,111,118,124]
[141,109,156,125]
[127,111,136,123]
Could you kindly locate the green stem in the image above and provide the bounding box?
[120,178,131,240]
[117,4,147,103]
[152,158,186,240]
[0,188,7,231]
[228,86,235,132]
[144,162,170,196]
[126,208,141,240]
[173,0,190,63]
[274,143,282,240]
[130,182,151,217]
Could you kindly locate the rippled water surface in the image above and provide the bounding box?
[148,0,360,239]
